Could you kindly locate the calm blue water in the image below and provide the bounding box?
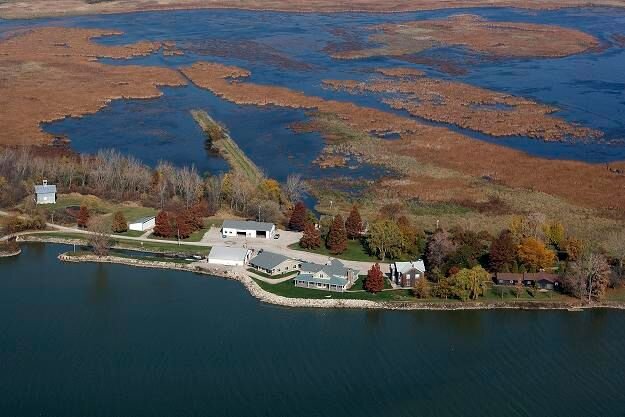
[1,243,625,417]
[2,7,625,174]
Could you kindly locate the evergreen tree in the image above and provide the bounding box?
[154,211,174,237]
[364,263,385,293]
[300,222,321,249]
[288,201,307,232]
[326,214,347,254]
[111,211,128,233]
[76,205,90,229]
[345,205,363,239]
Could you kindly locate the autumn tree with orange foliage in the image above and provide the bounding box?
[517,237,555,272]
[345,205,363,239]
[326,214,347,255]
[364,263,385,293]
[76,205,90,228]
[300,222,321,249]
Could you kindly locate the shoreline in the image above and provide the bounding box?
[56,250,625,312]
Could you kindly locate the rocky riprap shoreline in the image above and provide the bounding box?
[58,252,625,312]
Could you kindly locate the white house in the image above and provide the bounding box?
[390,259,426,288]
[128,216,156,232]
[208,246,251,266]
[221,220,276,239]
[34,180,56,205]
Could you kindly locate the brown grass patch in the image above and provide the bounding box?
[332,14,600,59]
[0,27,185,145]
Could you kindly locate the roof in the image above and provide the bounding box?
[208,246,249,262]
[250,251,290,270]
[34,184,57,194]
[394,260,426,274]
[222,220,275,232]
[300,259,354,279]
[129,216,156,225]
[496,272,560,282]
[295,273,349,287]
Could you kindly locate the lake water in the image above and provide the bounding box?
[1,243,625,417]
[2,7,625,180]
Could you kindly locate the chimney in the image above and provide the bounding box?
[43,179,48,186]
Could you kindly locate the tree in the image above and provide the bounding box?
[364,263,385,293]
[397,216,424,257]
[345,205,363,239]
[300,222,321,249]
[261,179,282,202]
[563,237,583,262]
[489,230,517,272]
[326,214,348,255]
[285,174,308,203]
[425,229,456,270]
[564,250,611,302]
[154,210,174,237]
[366,219,403,261]
[543,221,565,249]
[517,237,555,272]
[76,205,90,229]
[289,201,307,232]
[87,217,112,257]
[433,277,453,299]
[412,277,430,299]
[111,211,128,233]
[451,266,489,301]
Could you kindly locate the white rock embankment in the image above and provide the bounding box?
[56,252,625,311]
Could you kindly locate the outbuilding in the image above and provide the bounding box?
[221,220,276,239]
[208,246,251,266]
[128,216,156,232]
[34,180,57,205]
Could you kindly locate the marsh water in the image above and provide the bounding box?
[2,7,625,178]
[1,243,625,416]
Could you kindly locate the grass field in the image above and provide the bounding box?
[247,268,297,279]
[253,278,414,301]
[288,240,398,263]
[25,231,210,255]
[42,194,157,225]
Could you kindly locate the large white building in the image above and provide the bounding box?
[128,216,156,232]
[221,220,276,239]
[208,246,252,266]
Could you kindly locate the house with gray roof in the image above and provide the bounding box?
[34,180,56,205]
[294,259,357,292]
[221,220,276,239]
[390,260,426,288]
[249,251,301,276]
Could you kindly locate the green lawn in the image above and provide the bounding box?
[253,278,414,301]
[484,285,570,301]
[43,194,156,221]
[288,240,394,263]
[65,250,194,264]
[115,230,145,238]
[348,275,393,291]
[24,231,210,255]
[148,227,208,243]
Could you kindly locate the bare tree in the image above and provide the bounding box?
[284,174,308,203]
[564,249,611,302]
[87,216,112,257]
[204,175,223,215]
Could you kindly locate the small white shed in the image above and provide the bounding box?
[128,216,156,232]
[208,246,251,266]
